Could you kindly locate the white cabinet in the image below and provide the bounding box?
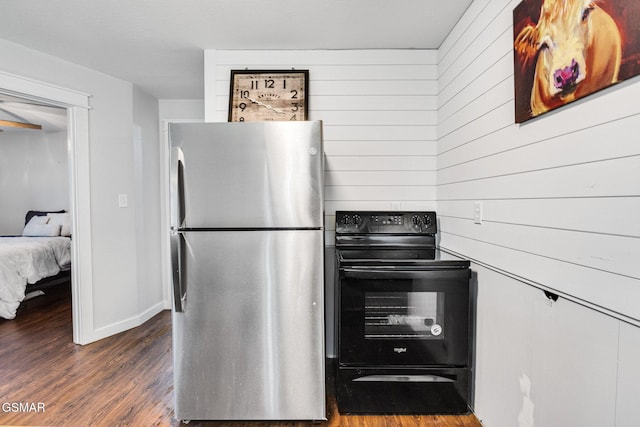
[531,295,618,427]
[473,265,626,427]
[615,322,640,427]
[473,267,535,426]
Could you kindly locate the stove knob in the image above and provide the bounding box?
[412,214,421,225]
[423,215,432,226]
[353,214,361,225]
[341,215,351,225]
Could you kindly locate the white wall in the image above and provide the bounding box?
[438,0,640,425]
[133,87,163,317]
[0,38,163,341]
[0,130,68,235]
[159,99,204,121]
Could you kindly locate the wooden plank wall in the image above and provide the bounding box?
[436,0,640,323]
[205,49,439,246]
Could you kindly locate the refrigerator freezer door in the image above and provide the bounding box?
[169,121,324,229]
[172,230,326,421]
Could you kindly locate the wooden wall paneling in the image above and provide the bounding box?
[312,79,438,96]
[439,78,513,142]
[439,110,640,171]
[439,52,512,123]
[323,125,435,141]
[306,65,438,81]
[311,95,436,112]
[325,171,436,186]
[441,232,640,322]
[214,48,438,65]
[438,0,493,64]
[215,64,437,81]
[438,0,513,86]
[439,115,640,185]
[438,156,640,201]
[438,101,514,156]
[326,155,436,171]
[439,50,513,132]
[325,185,436,202]
[440,216,640,279]
[315,110,437,126]
[324,201,438,215]
[440,28,513,110]
[325,140,437,156]
[438,198,640,238]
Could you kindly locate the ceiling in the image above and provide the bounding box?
[0,0,473,100]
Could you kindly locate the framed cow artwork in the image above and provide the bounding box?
[513,0,640,123]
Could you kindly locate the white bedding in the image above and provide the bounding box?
[0,236,71,319]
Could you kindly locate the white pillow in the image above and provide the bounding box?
[23,216,61,237]
[22,215,49,235]
[47,212,71,237]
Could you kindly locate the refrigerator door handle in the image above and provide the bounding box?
[171,231,186,312]
[170,147,185,231]
[170,147,186,312]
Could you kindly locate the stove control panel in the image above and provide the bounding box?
[336,211,437,234]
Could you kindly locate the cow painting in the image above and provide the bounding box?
[513,0,640,123]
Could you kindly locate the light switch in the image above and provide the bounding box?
[473,201,483,224]
[118,194,128,208]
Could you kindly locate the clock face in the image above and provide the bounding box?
[228,70,308,122]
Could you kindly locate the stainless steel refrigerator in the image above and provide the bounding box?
[169,121,326,422]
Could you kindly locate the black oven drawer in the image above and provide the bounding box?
[336,366,470,414]
[338,267,470,367]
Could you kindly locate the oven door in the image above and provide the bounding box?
[339,265,470,367]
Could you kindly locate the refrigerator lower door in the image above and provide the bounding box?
[173,230,326,421]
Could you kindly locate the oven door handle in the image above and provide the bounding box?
[340,267,468,280]
[353,374,455,383]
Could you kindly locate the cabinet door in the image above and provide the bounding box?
[615,322,640,427]
[531,294,618,427]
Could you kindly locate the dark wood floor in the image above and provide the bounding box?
[0,285,482,427]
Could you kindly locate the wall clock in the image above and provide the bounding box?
[228,70,309,122]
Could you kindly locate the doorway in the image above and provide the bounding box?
[0,71,92,344]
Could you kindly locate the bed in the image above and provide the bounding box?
[0,210,72,319]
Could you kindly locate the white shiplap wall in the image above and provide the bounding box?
[438,0,640,425]
[437,0,640,323]
[204,49,439,245]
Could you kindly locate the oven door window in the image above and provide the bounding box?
[339,268,470,366]
[365,291,444,340]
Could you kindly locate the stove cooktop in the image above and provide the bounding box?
[337,248,469,269]
[335,211,469,269]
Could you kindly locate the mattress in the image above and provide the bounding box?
[0,236,71,319]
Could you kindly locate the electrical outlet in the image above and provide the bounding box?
[473,201,483,224]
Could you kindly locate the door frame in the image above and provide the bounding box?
[0,70,93,344]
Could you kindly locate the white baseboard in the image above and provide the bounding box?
[85,302,166,344]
